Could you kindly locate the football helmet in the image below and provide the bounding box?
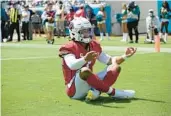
[148,9,154,17]
[69,17,93,43]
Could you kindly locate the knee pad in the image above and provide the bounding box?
[154,28,158,35]
[80,67,92,80]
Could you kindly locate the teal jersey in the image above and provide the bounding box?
[122,9,127,16]
[160,7,169,19]
[132,5,140,16]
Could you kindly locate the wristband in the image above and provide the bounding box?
[121,54,128,60]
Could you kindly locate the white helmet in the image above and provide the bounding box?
[148,9,154,17]
[69,17,93,43]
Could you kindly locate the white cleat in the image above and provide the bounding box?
[99,39,103,42]
[163,38,167,43]
[112,89,135,99]
[120,39,127,42]
[107,38,111,41]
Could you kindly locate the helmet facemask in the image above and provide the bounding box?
[78,28,93,43]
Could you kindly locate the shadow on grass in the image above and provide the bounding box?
[83,96,130,108]
[132,97,166,103]
[83,96,166,108]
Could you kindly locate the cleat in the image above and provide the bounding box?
[99,39,103,42]
[52,39,55,44]
[135,41,138,43]
[86,90,94,101]
[121,39,126,42]
[47,40,50,44]
[85,89,100,101]
[160,38,166,44]
[129,40,134,43]
[112,89,135,99]
[107,38,111,41]
[163,39,167,44]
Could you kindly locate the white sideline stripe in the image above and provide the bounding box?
[1,52,150,61]
[1,56,57,61]
[1,43,171,53]
[1,43,59,48]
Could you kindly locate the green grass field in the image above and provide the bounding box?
[1,36,171,116]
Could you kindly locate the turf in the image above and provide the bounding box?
[1,37,171,116]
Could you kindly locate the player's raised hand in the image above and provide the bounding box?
[84,51,98,62]
[125,47,137,57]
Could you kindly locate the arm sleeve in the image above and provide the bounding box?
[64,54,87,70]
[41,12,47,20]
[98,52,112,65]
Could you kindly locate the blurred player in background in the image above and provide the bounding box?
[145,9,160,43]
[46,3,55,44]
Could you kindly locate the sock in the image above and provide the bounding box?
[148,31,152,40]
[103,65,120,87]
[125,33,128,41]
[159,32,162,39]
[86,74,115,96]
[100,33,103,40]
[106,33,110,40]
[122,33,125,40]
[164,33,168,42]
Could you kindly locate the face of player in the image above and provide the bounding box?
[79,28,92,39]
[149,11,154,17]
[48,5,53,10]
[122,4,127,9]
[25,7,29,11]
[163,2,167,7]
[100,7,104,11]
[13,4,17,8]
[87,10,92,16]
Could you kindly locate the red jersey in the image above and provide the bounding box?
[47,10,55,18]
[65,12,75,22]
[59,40,102,97]
[75,9,85,18]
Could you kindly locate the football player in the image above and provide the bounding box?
[145,9,160,43]
[59,17,137,101]
[46,3,55,44]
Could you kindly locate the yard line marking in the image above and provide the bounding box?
[1,56,57,61]
[1,52,151,61]
[1,43,60,48]
[2,43,171,53]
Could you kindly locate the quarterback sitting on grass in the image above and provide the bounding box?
[59,17,137,101]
